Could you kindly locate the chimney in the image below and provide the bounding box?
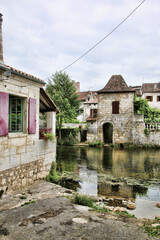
[76,82,80,92]
[0,13,4,64]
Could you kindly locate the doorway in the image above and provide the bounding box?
[103,122,113,144]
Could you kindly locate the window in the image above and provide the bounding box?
[9,96,24,132]
[146,96,153,102]
[90,109,98,117]
[112,101,119,114]
[157,96,160,102]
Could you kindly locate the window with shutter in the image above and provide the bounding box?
[112,101,119,114]
[146,96,153,102]
[157,96,160,102]
[29,98,36,134]
[0,92,9,136]
[9,96,24,132]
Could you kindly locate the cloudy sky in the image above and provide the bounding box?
[1,0,160,91]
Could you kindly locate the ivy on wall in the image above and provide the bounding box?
[134,94,160,122]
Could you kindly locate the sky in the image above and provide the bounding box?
[0,0,160,91]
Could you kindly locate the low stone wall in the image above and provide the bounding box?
[0,136,56,192]
[0,158,51,191]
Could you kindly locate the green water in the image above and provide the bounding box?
[56,146,160,218]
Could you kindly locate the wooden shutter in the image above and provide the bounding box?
[90,109,93,117]
[0,92,9,136]
[112,101,119,114]
[157,96,160,102]
[28,98,36,134]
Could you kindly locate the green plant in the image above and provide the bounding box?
[21,200,36,207]
[73,194,94,208]
[144,128,150,137]
[115,211,135,218]
[143,220,160,238]
[20,196,27,200]
[44,133,55,141]
[46,162,60,184]
[88,141,103,147]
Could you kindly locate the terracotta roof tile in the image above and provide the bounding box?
[4,64,45,84]
[142,83,160,93]
[98,75,135,93]
[78,91,96,101]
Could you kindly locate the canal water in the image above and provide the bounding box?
[56,146,160,219]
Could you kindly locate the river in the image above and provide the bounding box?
[56,146,160,219]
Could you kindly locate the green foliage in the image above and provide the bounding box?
[44,133,55,141]
[73,194,94,208]
[88,140,103,147]
[144,128,150,137]
[134,94,160,122]
[115,211,135,218]
[46,72,83,140]
[57,129,79,146]
[46,162,60,184]
[20,196,27,200]
[143,219,160,237]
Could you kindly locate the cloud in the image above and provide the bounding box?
[1,0,160,91]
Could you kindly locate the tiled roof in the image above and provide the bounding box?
[78,91,96,101]
[142,83,160,93]
[3,64,45,84]
[97,75,135,93]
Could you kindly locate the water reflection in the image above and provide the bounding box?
[56,146,160,200]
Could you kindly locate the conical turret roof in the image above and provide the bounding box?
[97,75,135,93]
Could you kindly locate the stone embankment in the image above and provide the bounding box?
[0,180,159,240]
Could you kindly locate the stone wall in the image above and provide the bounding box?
[96,92,160,145]
[97,92,135,143]
[0,71,56,192]
[87,121,97,142]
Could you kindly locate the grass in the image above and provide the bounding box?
[143,219,160,238]
[114,211,135,218]
[73,194,94,208]
[21,200,36,207]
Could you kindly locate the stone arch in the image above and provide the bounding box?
[103,122,113,144]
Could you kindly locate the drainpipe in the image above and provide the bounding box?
[0,13,4,64]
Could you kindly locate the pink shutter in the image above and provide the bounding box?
[29,98,36,134]
[0,92,9,136]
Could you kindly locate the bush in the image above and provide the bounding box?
[73,194,94,208]
[44,133,55,141]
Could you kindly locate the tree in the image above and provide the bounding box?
[46,72,82,140]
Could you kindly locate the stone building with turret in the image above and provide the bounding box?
[86,75,160,145]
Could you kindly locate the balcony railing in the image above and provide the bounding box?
[145,122,160,130]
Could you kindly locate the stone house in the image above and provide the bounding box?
[132,83,160,110]
[77,88,98,122]
[141,83,160,109]
[87,75,160,145]
[0,14,59,192]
